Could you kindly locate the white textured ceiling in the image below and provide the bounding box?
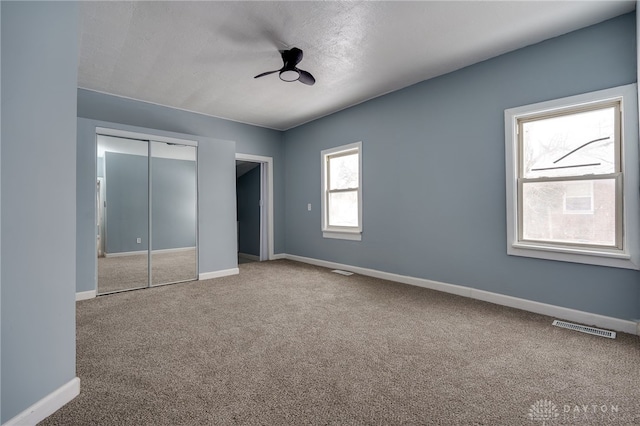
[79,1,635,131]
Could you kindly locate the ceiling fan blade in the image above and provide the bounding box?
[297,69,315,86]
[281,47,303,67]
[254,70,280,79]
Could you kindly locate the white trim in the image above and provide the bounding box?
[152,247,196,254]
[283,254,639,336]
[322,231,362,241]
[504,84,640,270]
[235,153,275,260]
[259,163,269,261]
[105,247,196,258]
[271,253,287,260]
[105,250,146,258]
[238,253,260,261]
[76,290,96,301]
[4,377,80,426]
[199,268,239,280]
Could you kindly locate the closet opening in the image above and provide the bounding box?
[96,129,198,295]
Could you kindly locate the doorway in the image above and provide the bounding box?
[235,153,274,263]
[96,129,198,295]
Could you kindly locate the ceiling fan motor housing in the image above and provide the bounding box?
[279,69,300,82]
[255,47,315,86]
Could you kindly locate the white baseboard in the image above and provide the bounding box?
[271,253,287,260]
[284,254,639,336]
[4,377,80,426]
[105,247,196,258]
[75,290,96,301]
[152,246,196,255]
[199,268,239,280]
[238,253,260,261]
[104,249,146,258]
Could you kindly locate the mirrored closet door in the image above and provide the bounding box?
[97,133,198,295]
[150,141,198,286]
[97,135,149,294]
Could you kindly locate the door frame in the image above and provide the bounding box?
[235,153,274,261]
[97,177,105,257]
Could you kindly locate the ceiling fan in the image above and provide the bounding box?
[254,47,316,86]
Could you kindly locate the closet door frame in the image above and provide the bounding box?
[95,127,198,295]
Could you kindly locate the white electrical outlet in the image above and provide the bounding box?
[136,238,141,244]
[307,203,312,211]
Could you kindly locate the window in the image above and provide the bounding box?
[505,84,639,269]
[321,142,362,240]
[562,181,594,215]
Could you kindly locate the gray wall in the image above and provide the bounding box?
[1,2,77,422]
[152,156,197,251]
[104,152,196,254]
[283,13,640,322]
[105,152,148,253]
[77,118,237,293]
[77,119,98,294]
[198,137,238,274]
[77,88,285,254]
[237,166,261,256]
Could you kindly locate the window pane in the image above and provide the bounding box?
[329,152,358,190]
[522,107,616,179]
[521,179,616,246]
[328,191,358,227]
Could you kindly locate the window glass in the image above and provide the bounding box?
[328,191,358,227]
[522,107,616,179]
[563,181,594,214]
[329,152,358,190]
[521,179,616,246]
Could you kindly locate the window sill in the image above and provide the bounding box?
[323,231,362,241]
[508,242,638,270]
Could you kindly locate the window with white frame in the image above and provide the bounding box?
[321,142,362,240]
[505,84,639,270]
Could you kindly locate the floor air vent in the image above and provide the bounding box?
[331,270,354,276]
[552,320,616,339]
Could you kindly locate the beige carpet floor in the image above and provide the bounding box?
[98,249,197,293]
[43,260,639,425]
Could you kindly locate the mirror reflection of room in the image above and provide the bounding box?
[96,134,197,295]
[150,141,197,287]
